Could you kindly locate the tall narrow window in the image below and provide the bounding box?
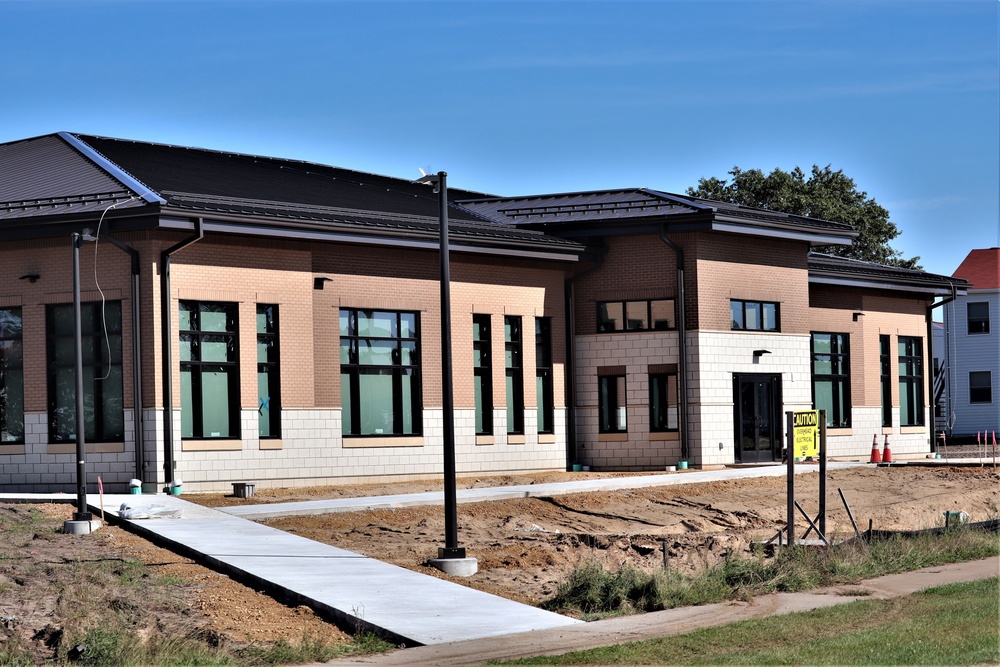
[969,371,992,404]
[179,301,240,439]
[880,334,892,427]
[47,302,124,442]
[504,315,523,435]
[257,304,280,438]
[967,302,990,334]
[811,332,850,428]
[0,308,24,443]
[898,336,924,427]
[473,314,492,435]
[649,371,678,432]
[598,371,627,433]
[340,309,421,437]
[535,317,553,435]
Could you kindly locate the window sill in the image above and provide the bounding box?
[476,435,495,446]
[826,428,853,436]
[343,436,423,448]
[649,431,679,441]
[507,434,526,445]
[900,426,927,434]
[0,444,25,455]
[599,432,629,442]
[182,439,242,452]
[538,433,557,444]
[259,439,283,450]
[47,442,125,455]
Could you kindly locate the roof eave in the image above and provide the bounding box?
[809,274,968,296]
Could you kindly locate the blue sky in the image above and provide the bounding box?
[1,0,997,277]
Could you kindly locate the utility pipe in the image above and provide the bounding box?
[659,228,690,461]
[159,220,203,487]
[926,283,958,453]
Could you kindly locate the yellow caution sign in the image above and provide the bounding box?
[793,410,819,458]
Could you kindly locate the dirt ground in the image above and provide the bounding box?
[4,465,997,662]
[197,465,1000,606]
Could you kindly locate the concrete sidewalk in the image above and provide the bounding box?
[321,556,1000,666]
[220,462,864,520]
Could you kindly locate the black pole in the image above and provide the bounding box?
[436,172,464,560]
[786,411,794,547]
[72,233,92,522]
[819,409,827,539]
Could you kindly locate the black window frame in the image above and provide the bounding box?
[179,300,241,440]
[504,315,524,435]
[535,317,554,435]
[598,372,627,434]
[473,314,493,436]
[340,308,422,437]
[47,301,125,443]
[256,304,281,439]
[969,371,992,404]
[880,334,892,427]
[730,299,780,332]
[648,371,679,433]
[811,332,851,428]
[597,299,676,333]
[0,307,24,444]
[967,302,990,335]
[898,336,924,427]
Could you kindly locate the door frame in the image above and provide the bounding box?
[732,373,783,463]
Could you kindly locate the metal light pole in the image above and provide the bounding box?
[72,232,92,523]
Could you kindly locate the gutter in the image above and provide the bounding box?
[563,248,605,469]
[659,228,690,462]
[105,232,145,484]
[159,219,204,487]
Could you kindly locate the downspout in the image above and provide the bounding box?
[564,250,605,470]
[659,228,690,461]
[160,220,204,486]
[926,282,958,453]
[105,232,145,484]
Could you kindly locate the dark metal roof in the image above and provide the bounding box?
[808,252,969,295]
[0,134,145,220]
[0,133,582,257]
[455,188,857,242]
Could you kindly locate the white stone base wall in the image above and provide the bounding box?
[827,407,932,459]
[164,407,566,493]
[0,410,139,493]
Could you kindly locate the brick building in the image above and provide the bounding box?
[0,133,968,492]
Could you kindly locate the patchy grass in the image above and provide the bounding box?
[542,527,999,618]
[495,578,1000,665]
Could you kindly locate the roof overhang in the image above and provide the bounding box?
[808,274,967,297]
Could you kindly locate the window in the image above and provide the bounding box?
[811,333,850,428]
[599,371,627,433]
[340,309,421,437]
[0,308,24,443]
[179,301,240,439]
[967,302,990,335]
[880,334,892,427]
[535,317,553,435]
[969,372,992,404]
[47,301,124,443]
[257,304,280,438]
[473,314,492,435]
[504,316,524,435]
[649,371,678,432]
[731,300,780,332]
[898,336,924,427]
[597,299,675,332]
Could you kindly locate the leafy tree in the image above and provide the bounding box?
[687,165,920,269]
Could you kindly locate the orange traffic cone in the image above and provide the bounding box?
[882,435,892,463]
[870,435,882,463]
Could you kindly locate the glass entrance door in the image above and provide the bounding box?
[734,374,782,463]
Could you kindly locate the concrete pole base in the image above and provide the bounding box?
[63,519,102,535]
[428,557,479,577]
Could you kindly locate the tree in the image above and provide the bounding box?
[687,165,921,269]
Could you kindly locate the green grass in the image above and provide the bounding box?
[494,578,1000,666]
[542,527,1000,618]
